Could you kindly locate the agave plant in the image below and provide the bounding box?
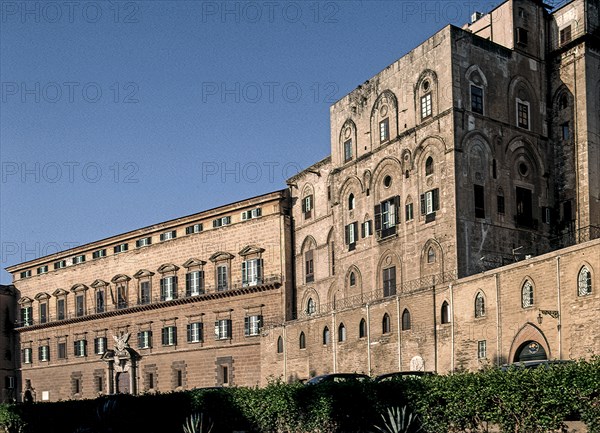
[374,406,421,433]
[182,412,213,433]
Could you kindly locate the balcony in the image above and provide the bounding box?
[15,274,283,329]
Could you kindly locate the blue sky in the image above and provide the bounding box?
[0,0,507,283]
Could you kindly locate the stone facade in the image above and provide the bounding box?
[0,285,16,402]
[4,0,599,401]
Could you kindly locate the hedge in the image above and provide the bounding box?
[1,357,598,433]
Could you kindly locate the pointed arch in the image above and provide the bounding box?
[508,322,551,362]
[475,291,486,317]
[401,308,411,330]
[339,118,358,165]
[299,331,306,349]
[359,318,367,338]
[421,239,444,277]
[370,89,399,148]
[382,313,391,334]
[440,301,450,324]
[376,250,402,295]
[577,265,592,296]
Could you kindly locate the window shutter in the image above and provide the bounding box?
[185,273,191,297]
[138,332,142,348]
[83,340,87,356]
[257,259,263,283]
[227,320,233,338]
[173,327,177,345]
[199,270,205,289]
[198,324,203,341]
[374,204,382,233]
[394,196,401,224]
[433,188,440,211]
[173,276,178,299]
[361,222,365,238]
[162,328,167,345]
[244,317,250,336]
[420,194,426,215]
[187,324,192,342]
[38,347,42,361]
[302,198,306,213]
[345,225,350,245]
[73,341,77,356]
[241,261,247,286]
[160,278,165,300]
[148,331,152,348]
[214,321,220,339]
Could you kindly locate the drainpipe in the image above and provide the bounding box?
[495,273,502,366]
[283,324,287,380]
[396,295,402,370]
[366,303,371,375]
[432,276,438,372]
[449,283,454,372]
[556,256,562,359]
[332,311,337,373]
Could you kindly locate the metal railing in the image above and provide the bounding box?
[293,269,457,320]
[15,274,283,328]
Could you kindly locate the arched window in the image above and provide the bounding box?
[425,156,434,176]
[338,323,346,342]
[401,309,411,331]
[277,336,283,353]
[349,272,356,287]
[521,281,534,308]
[427,247,436,264]
[475,292,485,317]
[359,318,367,338]
[578,266,592,296]
[558,93,569,110]
[323,326,330,345]
[441,301,450,324]
[348,193,355,210]
[299,332,306,349]
[306,298,316,315]
[382,313,391,334]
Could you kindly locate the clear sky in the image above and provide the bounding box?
[0,0,535,284]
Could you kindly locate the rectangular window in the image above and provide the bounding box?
[147,373,154,389]
[421,93,432,119]
[57,342,66,359]
[212,216,231,228]
[22,348,32,364]
[563,200,573,223]
[57,299,65,320]
[542,207,552,224]
[37,265,48,275]
[38,345,49,362]
[217,266,228,291]
[94,337,107,355]
[176,370,183,387]
[517,100,530,129]
[345,222,358,251]
[379,118,390,142]
[54,260,66,270]
[96,290,105,313]
[97,376,103,393]
[74,339,87,357]
[92,249,106,259]
[420,188,440,219]
[160,230,176,242]
[161,326,177,346]
[474,184,485,218]
[72,254,86,265]
[140,281,151,304]
[214,319,232,340]
[375,196,400,239]
[187,322,203,343]
[302,195,313,219]
[39,303,47,324]
[74,378,81,395]
[561,122,570,140]
[560,25,572,45]
[497,195,505,214]
[21,306,32,326]
[471,85,483,114]
[138,330,152,349]
[383,266,396,297]
[478,340,487,359]
[344,139,353,162]
[244,315,262,336]
[361,220,372,238]
[75,294,85,317]
[516,27,528,45]
[242,259,263,287]
[160,276,178,301]
[241,208,262,220]
[185,223,203,235]
[113,243,128,254]
[515,187,533,228]
[136,237,152,248]
[305,250,314,284]
[20,270,31,279]
[405,202,414,221]
[186,271,204,296]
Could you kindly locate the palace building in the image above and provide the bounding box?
[3,0,599,401]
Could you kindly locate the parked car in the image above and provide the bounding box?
[305,373,370,385]
[373,371,434,383]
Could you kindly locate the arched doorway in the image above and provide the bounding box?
[514,340,547,362]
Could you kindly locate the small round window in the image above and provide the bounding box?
[383,175,392,188]
[422,80,430,92]
[518,162,529,176]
